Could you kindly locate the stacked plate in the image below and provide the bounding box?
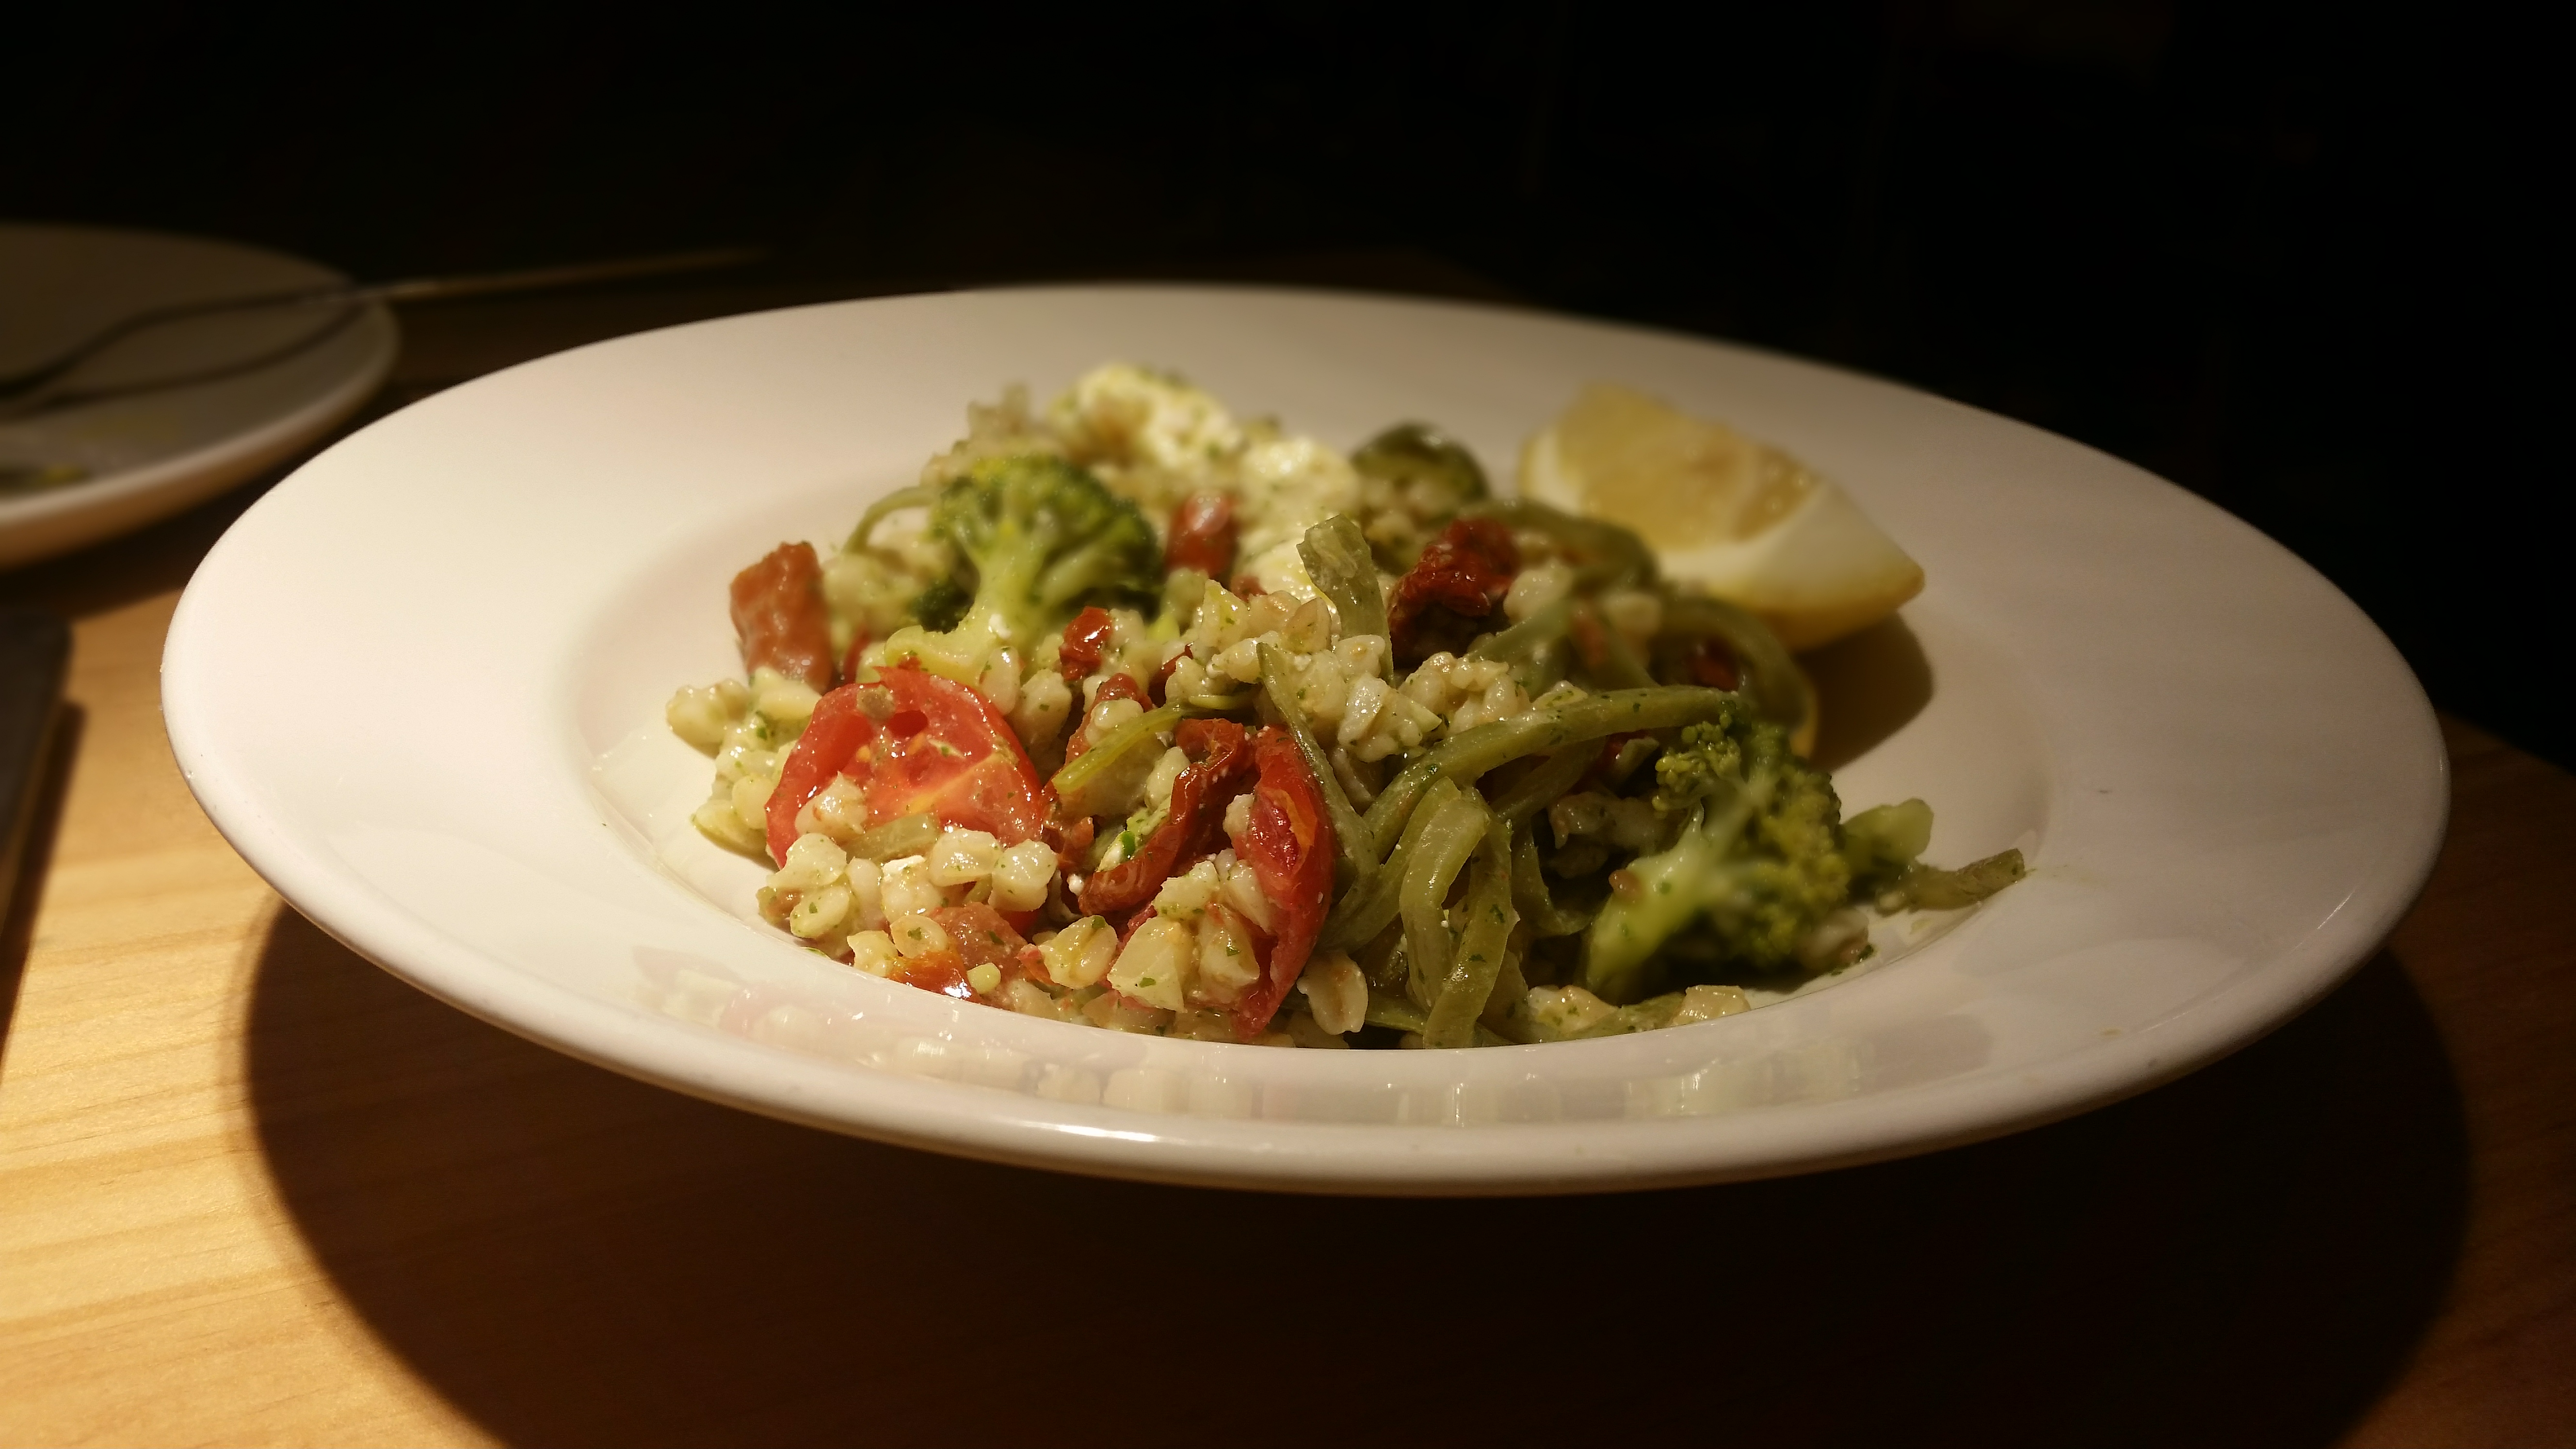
[0,223,396,570]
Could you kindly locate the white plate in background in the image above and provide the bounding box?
[0,223,396,570]
[160,287,2446,1193]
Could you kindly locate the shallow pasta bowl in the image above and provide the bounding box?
[160,286,2446,1194]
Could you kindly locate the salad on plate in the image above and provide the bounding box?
[666,364,2022,1050]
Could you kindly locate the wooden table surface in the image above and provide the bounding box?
[2,277,2570,1448]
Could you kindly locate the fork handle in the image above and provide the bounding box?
[0,245,768,401]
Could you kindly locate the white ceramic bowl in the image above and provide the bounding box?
[161,287,2445,1193]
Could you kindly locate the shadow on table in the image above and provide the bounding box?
[245,908,2466,1449]
[0,705,81,1047]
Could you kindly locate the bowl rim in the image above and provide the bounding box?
[160,283,2449,1194]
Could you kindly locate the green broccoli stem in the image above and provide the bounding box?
[886,457,1162,686]
[844,483,940,553]
[1581,782,1766,1004]
[960,513,1064,645]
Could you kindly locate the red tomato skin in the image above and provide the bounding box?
[764,682,871,864]
[1388,518,1519,665]
[1230,728,1336,1036]
[863,667,1046,844]
[730,542,837,692]
[1076,718,1255,917]
[1167,492,1239,580]
[931,902,1029,973]
[1059,607,1115,683]
[1058,673,1146,765]
[891,948,974,999]
[1043,813,1096,876]
[1681,637,1740,691]
[761,666,1044,865]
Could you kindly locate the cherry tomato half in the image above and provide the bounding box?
[765,664,1045,864]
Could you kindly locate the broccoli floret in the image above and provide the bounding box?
[821,526,958,659]
[1649,720,1747,808]
[879,455,1162,684]
[909,576,972,633]
[1581,718,2030,1001]
[1580,697,1852,1003]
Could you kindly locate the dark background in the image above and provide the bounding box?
[14,0,2565,763]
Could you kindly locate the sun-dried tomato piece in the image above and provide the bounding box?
[930,902,1033,978]
[1227,726,1336,1037]
[1149,650,1187,705]
[889,948,973,1000]
[1059,606,1115,683]
[1574,729,1658,793]
[1059,673,1148,765]
[1077,718,1256,917]
[1387,518,1518,665]
[886,906,1045,1004]
[1112,902,1159,950]
[729,542,836,692]
[1167,492,1238,580]
[1042,813,1096,876]
[1679,637,1740,691]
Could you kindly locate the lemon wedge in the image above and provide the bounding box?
[1520,383,1923,650]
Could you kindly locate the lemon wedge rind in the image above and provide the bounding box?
[1519,391,1924,652]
